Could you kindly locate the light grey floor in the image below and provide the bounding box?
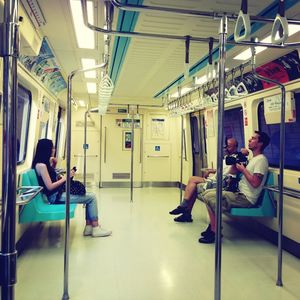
[16,187,300,300]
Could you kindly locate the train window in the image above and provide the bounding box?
[54,107,62,156]
[258,93,300,171]
[191,116,200,154]
[17,85,31,164]
[39,121,49,138]
[224,107,245,148]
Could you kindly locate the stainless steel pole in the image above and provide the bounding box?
[180,115,184,204]
[130,107,134,202]
[62,63,107,299]
[83,111,88,187]
[62,72,75,300]
[214,15,227,300]
[251,57,285,287]
[0,0,19,299]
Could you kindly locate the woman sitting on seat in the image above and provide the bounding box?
[32,138,111,238]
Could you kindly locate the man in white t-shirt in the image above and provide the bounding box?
[199,131,270,244]
[169,137,239,222]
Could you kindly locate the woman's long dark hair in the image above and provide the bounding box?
[32,139,53,169]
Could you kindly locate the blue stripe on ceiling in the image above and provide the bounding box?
[154,0,299,98]
[109,0,144,84]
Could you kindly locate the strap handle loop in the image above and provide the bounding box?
[234,0,251,42]
[271,0,289,44]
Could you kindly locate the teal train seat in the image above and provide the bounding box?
[229,173,276,217]
[19,169,77,223]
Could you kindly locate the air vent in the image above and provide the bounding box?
[112,173,130,179]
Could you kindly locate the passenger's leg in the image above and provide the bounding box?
[173,191,197,222]
[58,192,111,237]
[198,189,218,243]
[169,176,205,216]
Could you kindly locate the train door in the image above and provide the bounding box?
[100,114,142,187]
[190,111,207,176]
[71,114,101,186]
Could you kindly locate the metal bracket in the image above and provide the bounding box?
[0,22,18,57]
[0,251,17,286]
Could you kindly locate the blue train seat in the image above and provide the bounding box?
[229,173,276,217]
[19,169,77,223]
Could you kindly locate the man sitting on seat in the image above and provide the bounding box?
[198,131,270,244]
[169,137,239,222]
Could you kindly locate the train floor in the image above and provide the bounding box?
[16,187,300,300]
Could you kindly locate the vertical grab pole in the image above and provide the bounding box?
[62,72,76,300]
[130,107,135,202]
[179,115,184,204]
[0,0,19,299]
[277,86,285,287]
[251,49,285,286]
[83,111,88,187]
[215,15,227,300]
[62,64,107,300]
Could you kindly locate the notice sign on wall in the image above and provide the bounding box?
[151,118,166,139]
[116,119,141,128]
[123,131,132,150]
[264,92,296,124]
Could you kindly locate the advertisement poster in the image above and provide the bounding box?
[19,38,67,95]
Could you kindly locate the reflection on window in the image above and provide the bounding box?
[258,94,300,171]
[54,107,62,157]
[39,121,48,139]
[191,116,200,154]
[17,85,31,164]
[224,107,245,149]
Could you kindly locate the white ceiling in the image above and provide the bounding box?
[28,0,300,107]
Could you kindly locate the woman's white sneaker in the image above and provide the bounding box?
[83,225,93,236]
[92,226,112,237]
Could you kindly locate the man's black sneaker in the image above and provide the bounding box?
[174,213,193,223]
[169,206,187,215]
[198,232,215,244]
[201,225,223,238]
[200,224,212,237]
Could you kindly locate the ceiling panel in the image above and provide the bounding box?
[27,0,300,108]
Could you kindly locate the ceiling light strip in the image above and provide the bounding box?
[109,0,144,84]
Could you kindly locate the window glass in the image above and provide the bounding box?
[191,116,200,154]
[224,107,245,149]
[54,107,62,154]
[39,121,48,139]
[17,85,31,164]
[258,93,300,170]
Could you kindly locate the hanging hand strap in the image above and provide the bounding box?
[184,35,191,78]
[206,37,214,81]
[271,0,289,44]
[234,0,251,42]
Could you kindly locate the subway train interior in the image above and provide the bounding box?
[1,0,300,299]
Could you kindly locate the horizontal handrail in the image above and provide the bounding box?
[264,185,300,200]
[74,154,98,157]
[81,0,300,49]
[110,0,300,25]
[147,155,169,158]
